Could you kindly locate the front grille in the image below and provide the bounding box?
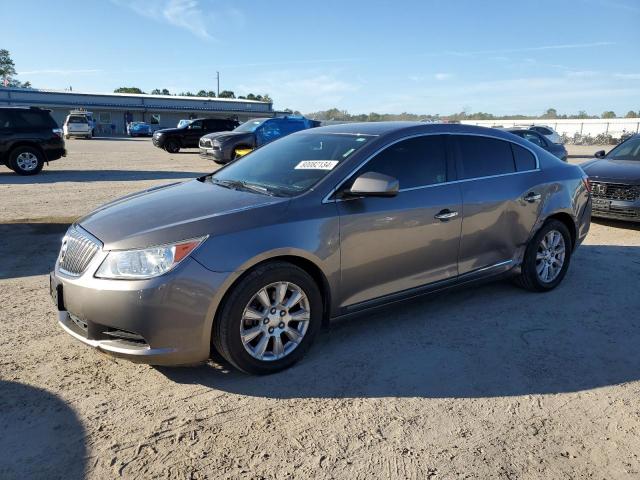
[591,182,640,201]
[200,138,212,148]
[59,226,101,276]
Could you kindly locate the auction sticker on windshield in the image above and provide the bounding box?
[295,160,339,170]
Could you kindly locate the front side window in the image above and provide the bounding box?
[607,137,640,161]
[352,135,448,190]
[188,120,203,130]
[454,135,515,179]
[212,132,372,196]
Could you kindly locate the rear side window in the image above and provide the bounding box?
[454,136,515,179]
[0,111,11,128]
[533,126,552,135]
[12,111,57,128]
[357,135,448,189]
[521,132,546,148]
[511,143,537,171]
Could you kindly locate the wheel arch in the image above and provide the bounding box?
[542,211,577,249]
[212,254,333,339]
[9,141,46,159]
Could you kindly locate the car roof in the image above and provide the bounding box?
[309,121,525,140]
[506,128,540,134]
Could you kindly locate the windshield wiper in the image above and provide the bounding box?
[210,178,275,196]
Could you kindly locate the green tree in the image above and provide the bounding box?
[625,110,637,118]
[541,108,558,119]
[114,87,145,94]
[196,90,215,97]
[601,111,616,119]
[218,90,235,98]
[0,49,17,80]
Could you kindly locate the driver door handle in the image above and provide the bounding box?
[434,209,459,221]
[524,192,542,203]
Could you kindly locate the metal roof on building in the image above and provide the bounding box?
[0,87,273,114]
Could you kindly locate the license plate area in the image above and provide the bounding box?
[592,198,611,210]
[50,277,65,311]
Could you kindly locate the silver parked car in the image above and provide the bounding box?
[50,123,592,374]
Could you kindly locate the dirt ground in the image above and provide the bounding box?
[1,138,639,479]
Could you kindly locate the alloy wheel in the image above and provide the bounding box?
[536,230,566,283]
[15,152,39,171]
[240,281,310,361]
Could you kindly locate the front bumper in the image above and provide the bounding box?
[591,200,640,222]
[50,255,233,365]
[152,135,165,148]
[199,147,227,164]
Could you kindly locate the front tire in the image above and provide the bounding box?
[515,219,572,292]
[164,139,180,153]
[9,146,44,175]
[213,262,322,375]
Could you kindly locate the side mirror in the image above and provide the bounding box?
[594,150,606,158]
[346,171,399,198]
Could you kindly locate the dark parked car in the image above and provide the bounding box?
[199,116,320,164]
[51,123,591,374]
[0,106,65,175]
[581,134,640,222]
[152,118,239,153]
[507,128,567,161]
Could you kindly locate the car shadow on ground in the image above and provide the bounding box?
[0,381,86,479]
[592,217,640,231]
[0,170,205,184]
[0,223,69,280]
[161,244,640,399]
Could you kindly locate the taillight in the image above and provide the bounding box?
[582,177,591,193]
[52,128,63,139]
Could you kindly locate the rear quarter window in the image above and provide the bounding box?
[511,143,537,171]
[454,135,516,179]
[11,111,57,128]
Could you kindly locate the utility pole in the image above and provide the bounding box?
[216,71,220,96]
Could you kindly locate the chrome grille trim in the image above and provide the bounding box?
[591,182,640,202]
[59,226,102,276]
[200,137,212,148]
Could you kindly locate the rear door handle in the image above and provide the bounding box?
[434,209,459,220]
[524,192,541,203]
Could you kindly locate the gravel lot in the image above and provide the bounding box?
[1,138,639,479]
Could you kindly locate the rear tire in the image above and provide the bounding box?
[213,262,322,375]
[164,139,180,153]
[9,146,45,176]
[514,219,572,292]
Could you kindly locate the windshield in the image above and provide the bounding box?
[607,137,640,161]
[211,132,373,196]
[234,119,267,133]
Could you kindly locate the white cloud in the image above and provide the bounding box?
[112,0,228,40]
[434,73,453,81]
[236,72,360,110]
[18,69,102,76]
[613,73,640,80]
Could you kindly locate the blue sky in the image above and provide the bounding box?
[4,0,640,115]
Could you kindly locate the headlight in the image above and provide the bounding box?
[95,237,207,279]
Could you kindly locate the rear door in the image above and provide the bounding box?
[336,134,462,308]
[452,135,543,275]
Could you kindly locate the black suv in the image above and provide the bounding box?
[152,118,239,153]
[0,107,66,175]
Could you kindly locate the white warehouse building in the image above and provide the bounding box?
[461,118,640,139]
[0,87,274,135]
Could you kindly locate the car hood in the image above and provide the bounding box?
[201,131,254,144]
[581,159,640,183]
[77,179,288,250]
[155,127,184,135]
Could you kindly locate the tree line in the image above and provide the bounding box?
[113,86,272,103]
[307,107,640,122]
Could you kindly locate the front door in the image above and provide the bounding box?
[336,135,462,308]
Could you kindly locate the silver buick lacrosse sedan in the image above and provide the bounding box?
[51,122,591,374]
